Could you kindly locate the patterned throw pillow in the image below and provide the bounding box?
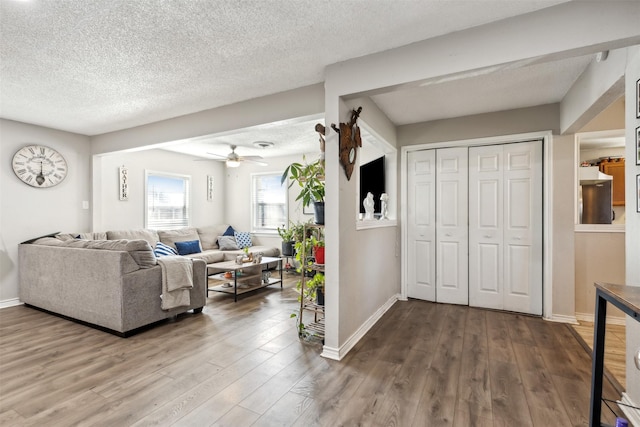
[174,240,202,256]
[234,231,252,249]
[155,241,178,257]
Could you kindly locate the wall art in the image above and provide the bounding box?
[207,175,214,201]
[119,166,128,201]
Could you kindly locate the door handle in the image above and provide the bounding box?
[445,233,452,237]
[514,236,522,240]
[483,235,492,238]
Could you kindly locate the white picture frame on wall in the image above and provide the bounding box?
[207,175,214,201]
[119,166,128,201]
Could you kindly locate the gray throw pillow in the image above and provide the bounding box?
[217,235,239,251]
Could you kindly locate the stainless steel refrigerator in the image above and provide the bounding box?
[581,181,613,224]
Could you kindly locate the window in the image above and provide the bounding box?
[251,173,287,234]
[145,171,191,230]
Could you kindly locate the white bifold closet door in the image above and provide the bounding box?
[407,149,436,301]
[435,147,468,305]
[468,141,543,315]
[407,147,468,304]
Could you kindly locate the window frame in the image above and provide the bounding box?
[144,170,191,230]
[250,172,289,235]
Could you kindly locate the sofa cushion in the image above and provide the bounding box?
[155,241,178,257]
[197,225,230,250]
[157,227,200,251]
[86,239,157,268]
[183,250,225,264]
[33,237,157,268]
[217,235,239,251]
[175,240,202,256]
[234,231,252,249]
[107,229,159,246]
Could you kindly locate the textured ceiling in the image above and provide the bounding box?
[0,0,570,139]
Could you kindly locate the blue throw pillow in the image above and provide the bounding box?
[175,240,202,256]
[154,241,177,257]
[222,225,235,236]
[234,231,252,249]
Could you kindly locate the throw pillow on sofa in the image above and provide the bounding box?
[234,231,252,249]
[155,241,178,257]
[174,240,202,255]
[222,225,235,236]
[217,235,239,251]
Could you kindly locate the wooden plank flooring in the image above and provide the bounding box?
[0,275,624,426]
[571,320,626,390]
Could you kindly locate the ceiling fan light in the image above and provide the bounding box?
[226,159,240,168]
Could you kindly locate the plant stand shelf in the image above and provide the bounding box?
[297,224,325,340]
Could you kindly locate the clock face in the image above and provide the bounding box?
[12,145,68,188]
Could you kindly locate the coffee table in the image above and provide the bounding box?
[206,256,282,302]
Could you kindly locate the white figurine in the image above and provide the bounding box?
[379,193,389,220]
[363,192,375,220]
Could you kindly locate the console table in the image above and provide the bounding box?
[589,282,640,426]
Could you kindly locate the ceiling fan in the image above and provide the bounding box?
[206,145,267,168]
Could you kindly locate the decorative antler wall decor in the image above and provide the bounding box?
[331,106,362,180]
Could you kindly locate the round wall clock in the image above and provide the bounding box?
[12,145,68,188]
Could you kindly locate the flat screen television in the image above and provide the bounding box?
[359,156,385,215]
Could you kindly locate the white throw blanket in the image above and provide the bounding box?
[158,257,194,310]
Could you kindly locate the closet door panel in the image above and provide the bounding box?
[436,147,468,305]
[469,146,503,310]
[503,141,542,315]
[407,150,436,301]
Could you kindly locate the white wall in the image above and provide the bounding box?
[624,45,640,416]
[94,149,226,231]
[0,119,91,304]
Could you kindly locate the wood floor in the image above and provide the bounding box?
[571,321,627,390]
[0,275,624,426]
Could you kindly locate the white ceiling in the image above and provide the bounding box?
[2,0,600,160]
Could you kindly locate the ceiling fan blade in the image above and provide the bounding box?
[241,155,264,161]
[242,158,268,166]
[203,152,227,160]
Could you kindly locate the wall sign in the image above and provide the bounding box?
[119,166,128,201]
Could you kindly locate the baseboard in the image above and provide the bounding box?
[546,314,579,325]
[575,312,627,326]
[0,298,23,309]
[321,293,400,361]
[619,393,640,427]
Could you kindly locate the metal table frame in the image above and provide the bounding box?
[589,282,640,426]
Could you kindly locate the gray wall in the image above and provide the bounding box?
[0,119,92,303]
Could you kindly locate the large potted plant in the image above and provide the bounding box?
[282,157,325,225]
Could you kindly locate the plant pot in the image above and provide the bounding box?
[281,241,295,257]
[314,246,325,265]
[314,201,325,225]
[316,288,324,306]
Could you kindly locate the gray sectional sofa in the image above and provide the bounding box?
[19,225,280,336]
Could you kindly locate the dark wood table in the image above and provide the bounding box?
[589,282,640,426]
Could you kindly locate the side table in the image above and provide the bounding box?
[589,282,640,426]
